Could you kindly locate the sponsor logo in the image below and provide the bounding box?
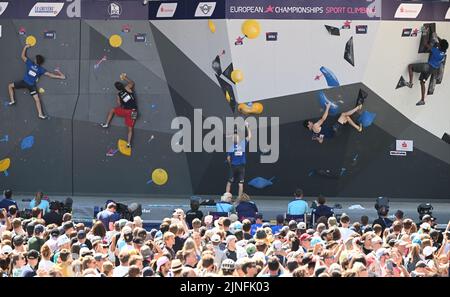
[44,30,56,39]
[29,2,65,17]
[394,3,423,19]
[390,151,407,156]
[0,2,9,16]
[135,33,147,43]
[108,2,122,17]
[396,140,413,152]
[355,25,367,34]
[266,32,278,41]
[446,8,450,20]
[195,2,216,17]
[156,3,177,18]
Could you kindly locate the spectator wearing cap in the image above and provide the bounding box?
[156,255,171,277]
[220,259,236,276]
[62,221,75,236]
[287,189,309,218]
[28,224,46,252]
[236,193,259,221]
[8,205,18,220]
[299,233,312,252]
[216,193,234,214]
[211,233,227,268]
[0,189,17,211]
[43,201,63,226]
[29,191,50,215]
[97,202,119,231]
[21,250,40,277]
[360,215,369,233]
[45,228,60,253]
[311,195,333,224]
[225,235,237,261]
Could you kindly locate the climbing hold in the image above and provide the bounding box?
[320,66,340,87]
[26,35,37,47]
[344,37,355,66]
[38,88,45,94]
[241,20,261,39]
[238,102,263,115]
[208,20,216,33]
[0,158,11,173]
[152,168,168,186]
[117,139,131,156]
[358,111,376,128]
[231,69,244,83]
[109,34,122,48]
[248,177,274,189]
[21,136,35,150]
[318,91,339,116]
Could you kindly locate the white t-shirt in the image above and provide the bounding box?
[38,260,55,272]
[113,265,129,277]
[339,227,355,242]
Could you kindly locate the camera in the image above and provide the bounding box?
[417,203,433,220]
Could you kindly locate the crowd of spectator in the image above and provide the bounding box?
[1,189,449,277]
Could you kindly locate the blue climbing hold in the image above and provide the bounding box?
[358,111,376,128]
[318,91,339,116]
[320,66,340,87]
[21,136,34,150]
[248,177,275,189]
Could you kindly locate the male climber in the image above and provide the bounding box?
[226,122,251,198]
[407,33,448,106]
[100,73,138,148]
[304,102,363,144]
[8,44,66,119]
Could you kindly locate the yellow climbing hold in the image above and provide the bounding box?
[152,168,168,186]
[117,139,131,157]
[38,88,45,94]
[208,20,216,33]
[238,102,264,115]
[109,34,122,48]
[0,158,11,172]
[225,91,231,102]
[26,35,37,47]
[241,20,261,39]
[231,69,244,83]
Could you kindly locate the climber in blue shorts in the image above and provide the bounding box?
[304,102,363,144]
[8,44,66,119]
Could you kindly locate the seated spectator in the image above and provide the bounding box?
[29,192,50,215]
[216,193,234,213]
[185,197,203,229]
[236,193,258,221]
[43,201,63,226]
[0,189,17,211]
[287,189,309,217]
[311,195,333,224]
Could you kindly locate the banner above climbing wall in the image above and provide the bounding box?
[225,0,381,20]
[148,0,450,21]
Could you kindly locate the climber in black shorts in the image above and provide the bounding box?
[304,103,363,144]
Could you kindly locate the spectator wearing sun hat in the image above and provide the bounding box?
[211,234,227,268]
